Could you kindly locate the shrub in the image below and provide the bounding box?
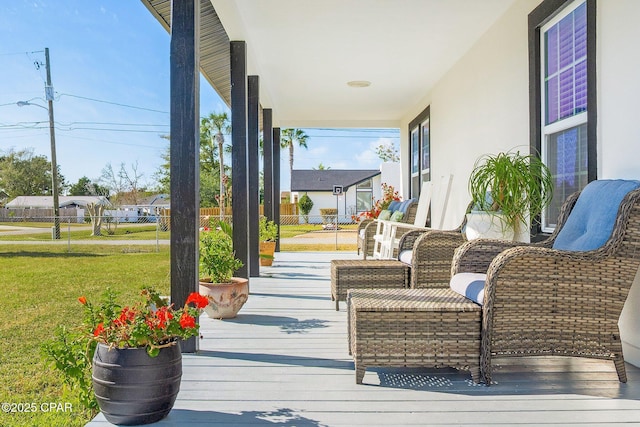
[298,193,314,224]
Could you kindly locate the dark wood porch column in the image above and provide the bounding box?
[231,41,249,278]
[248,75,260,277]
[263,109,273,222]
[273,127,281,252]
[170,0,200,353]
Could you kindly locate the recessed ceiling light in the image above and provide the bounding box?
[347,80,371,88]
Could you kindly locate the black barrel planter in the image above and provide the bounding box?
[92,343,182,425]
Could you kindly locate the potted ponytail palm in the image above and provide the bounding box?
[259,216,278,266]
[466,150,553,241]
[199,220,248,319]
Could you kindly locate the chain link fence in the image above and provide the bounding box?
[0,209,359,249]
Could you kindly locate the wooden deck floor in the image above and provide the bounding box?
[88,251,640,426]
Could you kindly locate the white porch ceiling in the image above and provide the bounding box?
[210,0,518,128]
[142,0,518,128]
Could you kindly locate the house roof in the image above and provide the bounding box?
[6,196,111,209]
[291,169,380,192]
[138,194,170,207]
[141,0,517,128]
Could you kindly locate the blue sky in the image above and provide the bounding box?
[0,1,399,191]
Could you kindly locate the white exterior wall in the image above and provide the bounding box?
[400,0,540,232]
[597,0,640,179]
[399,0,640,367]
[380,162,401,194]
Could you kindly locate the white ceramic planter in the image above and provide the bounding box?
[465,212,514,241]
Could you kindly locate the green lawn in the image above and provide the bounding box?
[0,245,170,427]
[0,226,358,426]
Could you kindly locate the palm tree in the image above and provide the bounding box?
[201,112,231,218]
[313,163,331,170]
[280,128,309,189]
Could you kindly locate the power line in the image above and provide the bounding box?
[0,50,44,56]
[58,93,169,114]
[61,134,166,149]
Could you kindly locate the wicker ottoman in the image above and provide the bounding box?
[347,287,482,384]
[330,259,409,310]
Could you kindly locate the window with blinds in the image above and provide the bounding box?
[541,0,588,232]
[408,107,430,199]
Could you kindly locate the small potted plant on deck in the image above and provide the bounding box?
[199,220,248,319]
[259,216,278,266]
[466,150,553,241]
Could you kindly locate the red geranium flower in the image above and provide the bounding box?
[155,306,173,328]
[179,312,196,329]
[76,287,207,357]
[93,323,104,337]
[186,292,209,309]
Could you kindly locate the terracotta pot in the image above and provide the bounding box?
[199,277,249,319]
[92,343,181,425]
[259,241,276,266]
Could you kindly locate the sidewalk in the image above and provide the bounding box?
[281,229,356,245]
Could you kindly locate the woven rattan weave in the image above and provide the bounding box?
[330,259,409,310]
[348,287,482,384]
[452,186,640,384]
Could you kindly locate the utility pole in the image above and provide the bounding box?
[45,47,60,239]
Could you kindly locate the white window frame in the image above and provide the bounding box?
[540,0,587,233]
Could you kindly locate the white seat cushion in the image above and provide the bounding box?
[450,272,486,305]
[398,250,412,265]
[359,229,365,239]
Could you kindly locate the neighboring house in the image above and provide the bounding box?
[119,194,171,221]
[291,169,381,223]
[4,195,112,223]
[5,195,111,209]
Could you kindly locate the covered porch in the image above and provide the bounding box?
[89,251,640,426]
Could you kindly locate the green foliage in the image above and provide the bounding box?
[281,128,310,188]
[0,148,65,197]
[312,162,331,170]
[154,112,233,206]
[259,216,278,241]
[199,228,243,282]
[375,142,400,162]
[1,245,171,425]
[468,150,553,230]
[68,176,109,196]
[41,286,207,411]
[41,327,98,410]
[298,193,314,224]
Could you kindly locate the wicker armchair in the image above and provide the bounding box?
[451,180,640,384]
[356,201,418,259]
[396,209,469,289]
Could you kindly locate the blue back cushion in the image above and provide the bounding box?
[398,198,416,214]
[553,180,640,251]
[387,201,400,212]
